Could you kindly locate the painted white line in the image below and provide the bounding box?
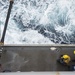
[0,72,75,75]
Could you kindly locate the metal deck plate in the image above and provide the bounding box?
[0,46,75,72]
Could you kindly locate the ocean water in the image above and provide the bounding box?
[0,0,75,44]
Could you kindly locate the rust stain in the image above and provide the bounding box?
[0,42,4,46]
[56,72,60,75]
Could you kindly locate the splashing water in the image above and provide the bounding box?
[0,0,75,44]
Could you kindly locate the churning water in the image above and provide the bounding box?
[0,0,75,44]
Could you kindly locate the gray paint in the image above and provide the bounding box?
[0,46,75,71]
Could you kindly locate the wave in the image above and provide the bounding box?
[0,0,75,44]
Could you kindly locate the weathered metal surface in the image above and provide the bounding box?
[0,72,75,75]
[0,46,75,71]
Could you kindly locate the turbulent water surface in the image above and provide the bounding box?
[0,0,75,44]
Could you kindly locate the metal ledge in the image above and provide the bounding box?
[1,44,75,47]
[0,72,75,75]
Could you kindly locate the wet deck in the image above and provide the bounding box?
[0,46,75,72]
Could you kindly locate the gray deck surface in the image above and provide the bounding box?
[0,46,75,72]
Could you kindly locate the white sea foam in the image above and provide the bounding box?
[0,0,75,44]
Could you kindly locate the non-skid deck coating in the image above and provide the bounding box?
[0,46,75,71]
